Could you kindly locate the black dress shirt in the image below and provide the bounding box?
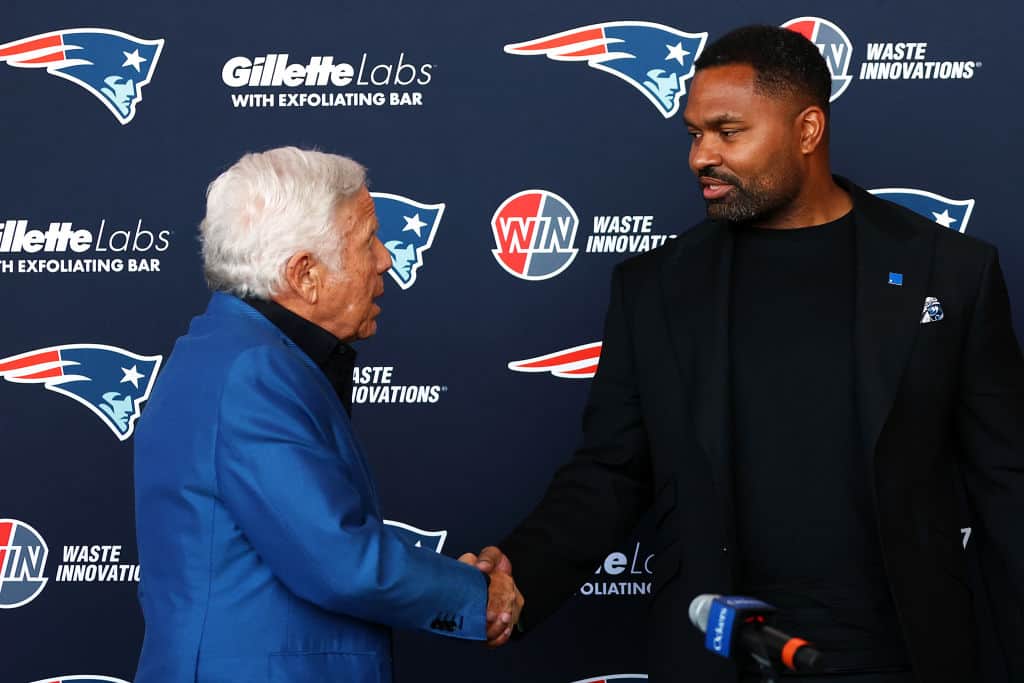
[244,297,356,416]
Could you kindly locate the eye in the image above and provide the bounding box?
[686,130,701,139]
[721,130,741,138]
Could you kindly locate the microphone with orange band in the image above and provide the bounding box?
[688,594,825,675]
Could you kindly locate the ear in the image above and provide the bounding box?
[282,251,322,305]
[797,105,827,155]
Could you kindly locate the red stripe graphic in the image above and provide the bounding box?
[508,27,603,52]
[0,349,59,373]
[558,45,607,58]
[0,33,62,58]
[508,342,602,379]
[514,344,600,368]
[20,52,66,64]
[15,367,63,380]
[558,364,599,376]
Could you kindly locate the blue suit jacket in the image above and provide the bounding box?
[134,293,487,683]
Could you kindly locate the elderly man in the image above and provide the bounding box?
[470,25,1024,683]
[133,147,521,682]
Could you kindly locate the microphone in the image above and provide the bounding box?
[689,594,824,673]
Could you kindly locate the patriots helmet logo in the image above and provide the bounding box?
[508,342,602,379]
[505,21,707,118]
[371,193,444,290]
[0,28,164,124]
[0,344,162,440]
[29,677,132,683]
[383,520,447,553]
[570,676,648,683]
[869,188,975,233]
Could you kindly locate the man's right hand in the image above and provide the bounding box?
[459,546,521,647]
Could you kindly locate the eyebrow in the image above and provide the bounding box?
[684,113,745,128]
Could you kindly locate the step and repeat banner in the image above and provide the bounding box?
[1,1,1020,681]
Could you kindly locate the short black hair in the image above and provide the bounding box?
[694,25,832,116]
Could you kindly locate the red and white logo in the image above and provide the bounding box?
[491,190,579,281]
[0,518,49,609]
[508,342,602,379]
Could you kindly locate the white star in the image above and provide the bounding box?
[665,42,690,67]
[932,209,957,229]
[121,365,144,389]
[122,49,147,73]
[402,213,428,238]
[414,541,423,548]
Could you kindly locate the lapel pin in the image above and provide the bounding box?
[921,296,944,323]
[888,272,904,286]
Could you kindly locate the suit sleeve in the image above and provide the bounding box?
[501,264,653,630]
[956,249,1024,669]
[213,345,487,640]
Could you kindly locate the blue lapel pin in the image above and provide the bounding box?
[888,272,904,286]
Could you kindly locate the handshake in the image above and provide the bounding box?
[459,545,523,648]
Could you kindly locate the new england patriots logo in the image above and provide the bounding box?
[371,193,444,290]
[0,344,162,440]
[29,677,131,683]
[505,22,707,118]
[869,188,975,233]
[0,28,164,124]
[570,676,648,683]
[508,342,602,379]
[383,520,447,553]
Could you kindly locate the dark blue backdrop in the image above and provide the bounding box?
[2,1,1020,682]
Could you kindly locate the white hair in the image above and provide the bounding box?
[200,146,366,298]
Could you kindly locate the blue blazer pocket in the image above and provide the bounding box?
[269,651,390,683]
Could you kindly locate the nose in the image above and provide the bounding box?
[689,134,722,175]
[375,237,392,274]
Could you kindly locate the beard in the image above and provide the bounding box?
[700,167,801,224]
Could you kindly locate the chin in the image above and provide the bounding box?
[359,321,378,339]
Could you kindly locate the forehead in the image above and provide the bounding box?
[683,64,783,123]
[335,186,376,233]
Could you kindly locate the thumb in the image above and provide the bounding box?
[478,546,511,574]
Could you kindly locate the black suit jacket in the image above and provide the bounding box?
[501,179,1024,682]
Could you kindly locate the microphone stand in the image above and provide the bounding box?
[750,653,782,683]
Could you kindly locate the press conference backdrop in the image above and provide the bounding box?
[1,0,1020,681]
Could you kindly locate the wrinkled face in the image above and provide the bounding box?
[318,186,392,341]
[683,64,804,223]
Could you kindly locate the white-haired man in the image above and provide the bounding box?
[133,147,522,683]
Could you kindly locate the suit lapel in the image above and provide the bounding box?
[850,182,936,464]
[661,224,734,527]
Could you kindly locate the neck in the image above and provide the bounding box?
[752,173,852,230]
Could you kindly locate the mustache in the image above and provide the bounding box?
[697,168,742,186]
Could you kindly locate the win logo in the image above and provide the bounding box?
[491,189,579,281]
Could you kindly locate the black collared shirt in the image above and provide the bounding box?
[244,297,356,416]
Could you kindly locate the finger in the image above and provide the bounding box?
[486,617,507,641]
[458,553,478,566]
[477,546,509,573]
[486,626,513,648]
